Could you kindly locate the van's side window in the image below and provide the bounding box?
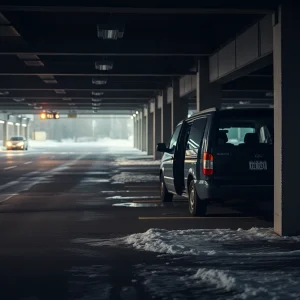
[169,125,182,150]
[187,118,207,150]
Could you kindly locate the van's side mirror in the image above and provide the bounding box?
[156,143,168,153]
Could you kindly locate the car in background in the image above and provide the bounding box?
[6,136,28,150]
[157,107,273,216]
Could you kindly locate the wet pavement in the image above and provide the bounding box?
[0,145,282,299]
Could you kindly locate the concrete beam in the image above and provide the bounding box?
[209,14,273,84]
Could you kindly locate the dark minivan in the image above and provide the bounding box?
[157,108,274,216]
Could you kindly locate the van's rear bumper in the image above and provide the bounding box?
[195,180,273,201]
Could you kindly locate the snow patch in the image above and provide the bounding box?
[115,158,160,166]
[190,268,236,292]
[111,172,158,183]
[29,138,133,149]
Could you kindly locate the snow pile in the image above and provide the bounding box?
[115,158,160,166]
[123,227,300,256]
[73,228,300,299]
[111,172,158,183]
[190,268,237,292]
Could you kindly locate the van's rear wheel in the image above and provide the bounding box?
[160,175,173,202]
[189,180,207,216]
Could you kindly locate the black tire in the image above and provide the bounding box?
[160,175,173,202]
[188,180,207,216]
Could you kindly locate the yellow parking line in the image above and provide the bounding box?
[138,216,257,220]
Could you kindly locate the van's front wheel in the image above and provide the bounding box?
[189,180,207,216]
[160,175,173,202]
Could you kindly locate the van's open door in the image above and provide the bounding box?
[173,121,191,195]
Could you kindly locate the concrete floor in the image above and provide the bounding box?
[0,145,274,299]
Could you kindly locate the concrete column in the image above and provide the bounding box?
[196,59,221,112]
[136,115,140,150]
[161,89,172,144]
[3,121,7,147]
[142,110,147,152]
[171,79,188,131]
[147,105,154,155]
[153,97,162,159]
[138,111,143,150]
[24,121,29,141]
[273,5,300,236]
[133,117,137,148]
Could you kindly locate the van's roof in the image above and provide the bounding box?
[188,107,273,119]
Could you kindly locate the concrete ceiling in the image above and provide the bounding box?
[0,3,277,114]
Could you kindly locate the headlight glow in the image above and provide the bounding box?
[17,142,24,146]
[6,142,12,146]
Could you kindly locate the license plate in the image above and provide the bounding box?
[249,161,267,170]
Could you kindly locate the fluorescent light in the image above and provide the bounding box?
[13,98,25,102]
[22,124,27,127]
[136,111,139,114]
[23,117,27,120]
[226,106,234,109]
[97,26,124,40]
[131,116,133,119]
[91,98,102,102]
[16,123,20,126]
[62,97,72,101]
[54,89,66,94]
[92,91,104,96]
[92,78,107,85]
[7,121,13,125]
[239,101,250,105]
[0,91,9,96]
[95,61,113,71]
[133,113,136,117]
[0,120,4,124]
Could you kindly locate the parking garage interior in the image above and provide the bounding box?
[0,2,299,299]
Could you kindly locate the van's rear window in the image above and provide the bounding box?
[217,110,273,146]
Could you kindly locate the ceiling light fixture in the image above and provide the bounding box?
[62,97,72,101]
[92,78,107,85]
[95,61,113,71]
[239,101,250,105]
[13,98,25,102]
[91,98,102,102]
[0,91,9,96]
[92,91,104,96]
[97,25,124,40]
[54,89,66,94]
[92,103,101,107]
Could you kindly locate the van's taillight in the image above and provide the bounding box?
[203,152,213,175]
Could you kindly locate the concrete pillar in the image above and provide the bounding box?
[171,79,188,131]
[161,89,172,144]
[142,110,147,152]
[24,121,29,141]
[136,115,140,150]
[196,59,221,112]
[14,124,20,136]
[3,121,7,147]
[273,5,300,236]
[153,97,162,159]
[133,117,137,148]
[138,111,143,150]
[147,103,154,156]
